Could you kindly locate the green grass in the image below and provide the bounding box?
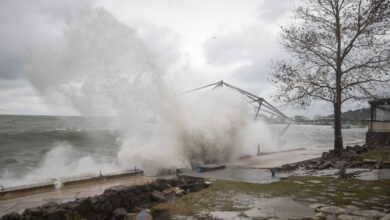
[358,146,390,160]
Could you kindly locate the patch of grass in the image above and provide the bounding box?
[66,212,81,220]
[358,146,390,160]
[154,176,390,219]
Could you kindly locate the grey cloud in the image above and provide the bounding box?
[227,62,275,100]
[0,78,78,115]
[201,0,297,113]
[0,78,45,114]
[0,0,95,81]
[203,25,282,66]
[204,32,254,66]
[201,0,295,95]
[0,78,27,91]
[202,0,294,82]
[229,61,271,83]
[0,55,24,79]
[203,24,285,97]
[257,0,294,23]
[130,20,182,71]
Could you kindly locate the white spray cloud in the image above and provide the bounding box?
[117,87,277,175]
[26,8,276,176]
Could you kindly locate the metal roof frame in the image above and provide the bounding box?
[186,80,291,138]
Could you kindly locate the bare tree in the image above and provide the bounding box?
[272,0,390,152]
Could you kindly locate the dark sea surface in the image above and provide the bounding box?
[0,115,123,187]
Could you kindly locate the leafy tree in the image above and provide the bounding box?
[272,0,390,151]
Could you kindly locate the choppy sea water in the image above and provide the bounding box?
[273,123,367,150]
[0,115,123,188]
[0,115,367,188]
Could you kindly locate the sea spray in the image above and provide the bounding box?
[116,88,277,175]
[26,8,276,176]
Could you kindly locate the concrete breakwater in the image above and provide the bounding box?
[0,170,143,200]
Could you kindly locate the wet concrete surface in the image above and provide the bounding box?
[182,167,390,184]
[0,176,155,216]
[180,147,324,183]
[181,167,288,183]
[228,148,323,168]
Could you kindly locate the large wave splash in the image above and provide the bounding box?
[117,88,275,175]
[26,8,275,176]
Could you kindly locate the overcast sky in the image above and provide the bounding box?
[0,0,368,117]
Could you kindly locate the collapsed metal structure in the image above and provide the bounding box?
[186,80,291,138]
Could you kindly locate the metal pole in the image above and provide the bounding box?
[254,99,263,120]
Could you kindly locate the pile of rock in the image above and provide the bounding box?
[1,177,208,220]
[277,145,390,172]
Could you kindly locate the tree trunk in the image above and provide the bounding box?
[334,0,343,153]
[334,65,343,152]
[334,101,343,152]
[334,66,343,152]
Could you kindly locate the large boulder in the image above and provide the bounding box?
[150,190,165,202]
[1,212,20,220]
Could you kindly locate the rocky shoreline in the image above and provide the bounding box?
[277,145,390,172]
[0,176,208,220]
